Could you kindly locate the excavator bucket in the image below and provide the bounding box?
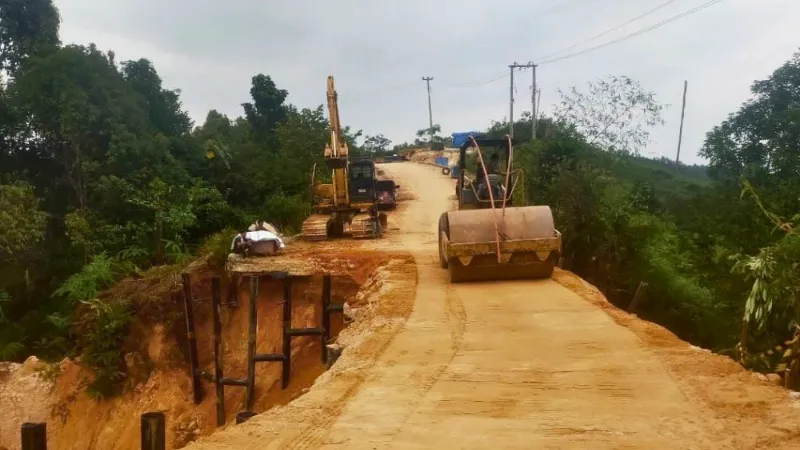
[438,206,561,283]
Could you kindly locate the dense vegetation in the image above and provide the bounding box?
[0,1,368,395]
[491,67,799,380]
[1,0,797,395]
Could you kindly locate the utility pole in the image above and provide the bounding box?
[509,63,516,138]
[422,76,434,145]
[509,62,537,140]
[676,80,688,166]
[536,88,542,120]
[531,63,537,142]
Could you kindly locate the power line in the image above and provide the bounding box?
[535,0,682,62]
[347,79,418,104]
[442,72,509,88]
[539,0,726,65]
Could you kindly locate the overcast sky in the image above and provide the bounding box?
[55,0,799,165]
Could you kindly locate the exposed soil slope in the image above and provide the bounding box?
[0,250,414,450]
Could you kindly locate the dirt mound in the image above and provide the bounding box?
[0,358,55,447]
[406,149,458,166]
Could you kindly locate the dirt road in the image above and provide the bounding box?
[188,162,800,450]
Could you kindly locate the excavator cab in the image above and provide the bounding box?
[348,157,378,204]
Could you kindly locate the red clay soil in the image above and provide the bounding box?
[0,250,413,450]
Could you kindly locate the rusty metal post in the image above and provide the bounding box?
[211,277,225,427]
[321,275,332,364]
[140,412,166,450]
[20,422,47,450]
[181,273,203,404]
[281,277,292,389]
[245,276,258,410]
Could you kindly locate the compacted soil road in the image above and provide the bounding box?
[187,162,800,450]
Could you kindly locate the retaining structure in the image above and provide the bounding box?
[182,272,344,427]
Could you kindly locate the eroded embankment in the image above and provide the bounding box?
[0,249,415,450]
[553,269,800,450]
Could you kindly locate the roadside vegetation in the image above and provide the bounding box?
[0,0,367,396]
[487,64,799,384]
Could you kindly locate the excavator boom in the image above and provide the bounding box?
[301,76,387,241]
[325,76,349,208]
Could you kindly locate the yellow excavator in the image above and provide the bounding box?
[437,136,562,282]
[301,76,387,241]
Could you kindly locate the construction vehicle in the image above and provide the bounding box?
[301,77,387,241]
[437,136,562,282]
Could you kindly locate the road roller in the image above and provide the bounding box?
[437,136,562,283]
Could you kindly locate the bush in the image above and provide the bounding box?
[261,193,311,234]
[199,227,237,270]
[53,253,116,305]
[77,298,133,399]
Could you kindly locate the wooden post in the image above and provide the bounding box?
[627,281,648,313]
[228,273,240,308]
[281,278,292,389]
[181,273,203,404]
[211,277,225,427]
[140,412,166,450]
[321,275,332,364]
[245,276,258,410]
[20,422,47,450]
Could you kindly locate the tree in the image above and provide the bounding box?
[120,58,192,136]
[414,124,448,146]
[363,134,392,153]
[701,51,800,188]
[554,75,666,154]
[0,0,60,75]
[242,74,288,140]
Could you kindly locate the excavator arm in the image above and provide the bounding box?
[302,75,385,241]
[325,76,350,208]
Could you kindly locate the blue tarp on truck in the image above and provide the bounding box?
[451,131,485,148]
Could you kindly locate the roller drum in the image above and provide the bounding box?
[447,206,556,244]
[442,206,560,283]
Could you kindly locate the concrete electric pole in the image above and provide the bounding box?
[422,76,434,145]
[509,63,516,138]
[508,62,537,140]
[676,80,688,166]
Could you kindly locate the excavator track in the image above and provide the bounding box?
[349,213,380,239]
[301,214,330,241]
